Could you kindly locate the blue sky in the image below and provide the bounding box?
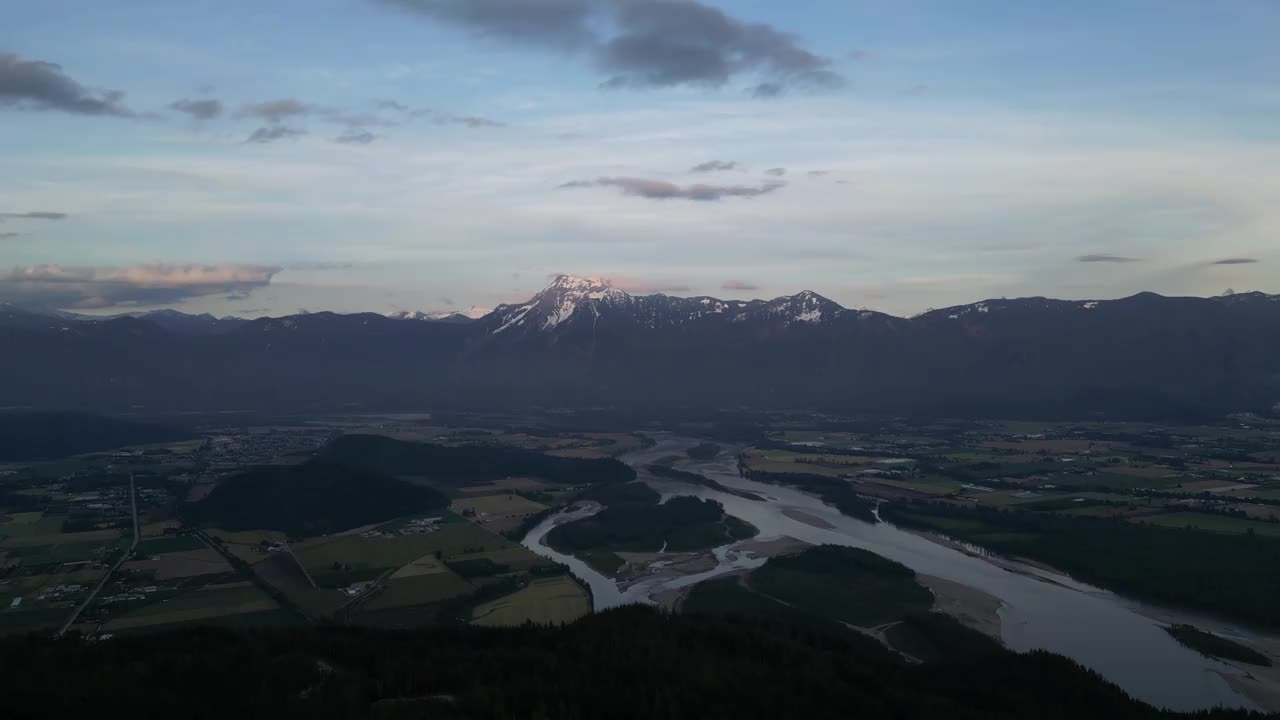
[2,0,1277,316]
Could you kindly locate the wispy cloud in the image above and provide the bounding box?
[382,102,506,128]
[558,176,784,201]
[0,232,19,239]
[1077,253,1141,263]
[690,160,737,173]
[0,211,67,221]
[764,168,787,177]
[238,98,314,122]
[1212,257,1259,265]
[335,129,377,145]
[0,52,133,117]
[0,263,282,309]
[375,0,843,96]
[169,97,223,120]
[722,280,759,291]
[245,125,306,144]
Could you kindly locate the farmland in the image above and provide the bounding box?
[102,584,284,634]
[471,576,589,626]
[451,493,547,534]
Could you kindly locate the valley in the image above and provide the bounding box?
[4,410,1280,713]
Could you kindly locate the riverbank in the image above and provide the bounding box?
[617,536,812,592]
[918,574,1004,642]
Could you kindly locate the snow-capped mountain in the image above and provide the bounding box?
[6,282,1280,419]
[388,306,492,323]
[481,275,859,339]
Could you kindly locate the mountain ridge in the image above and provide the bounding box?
[3,278,1280,419]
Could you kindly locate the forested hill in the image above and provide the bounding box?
[0,412,190,461]
[187,464,449,536]
[0,607,1260,720]
[314,434,636,485]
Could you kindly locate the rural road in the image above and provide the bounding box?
[57,472,139,637]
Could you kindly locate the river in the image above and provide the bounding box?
[523,435,1273,712]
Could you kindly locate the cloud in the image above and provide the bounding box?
[245,125,306,144]
[1077,254,1141,263]
[0,52,133,117]
[848,49,874,61]
[438,296,456,306]
[1212,258,1259,265]
[0,232,19,239]
[0,212,67,221]
[722,280,759,291]
[558,176,784,201]
[238,98,314,122]
[454,115,505,128]
[375,0,843,95]
[0,263,282,310]
[379,99,410,112]
[335,129,377,144]
[751,82,783,99]
[690,160,737,173]
[169,98,223,120]
[764,168,787,177]
[807,170,830,177]
[283,262,354,271]
[410,108,506,127]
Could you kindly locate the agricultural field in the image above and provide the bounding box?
[1135,512,1280,538]
[364,571,475,611]
[123,548,230,580]
[101,584,284,634]
[470,576,589,626]
[293,519,517,589]
[207,527,289,564]
[452,494,547,533]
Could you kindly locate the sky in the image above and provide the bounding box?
[2,0,1278,317]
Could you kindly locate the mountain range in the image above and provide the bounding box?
[3,276,1279,419]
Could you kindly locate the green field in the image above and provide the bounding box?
[102,585,281,632]
[0,513,64,539]
[3,537,123,565]
[136,535,208,555]
[1136,512,1280,538]
[295,522,515,588]
[471,576,590,626]
[108,609,300,636]
[366,572,476,610]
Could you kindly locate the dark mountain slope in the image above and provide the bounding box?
[0,606,1252,720]
[3,278,1279,419]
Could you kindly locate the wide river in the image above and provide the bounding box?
[523,435,1275,712]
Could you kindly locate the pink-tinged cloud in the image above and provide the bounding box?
[0,263,282,309]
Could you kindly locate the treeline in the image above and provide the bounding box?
[187,464,449,537]
[739,460,878,523]
[314,434,636,486]
[0,412,190,461]
[548,486,756,554]
[646,464,765,501]
[3,606,1253,719]
[685,442,721,460]
[881,501,1280,629]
